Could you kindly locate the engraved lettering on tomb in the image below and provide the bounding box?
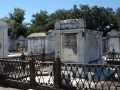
[62,34,77,54]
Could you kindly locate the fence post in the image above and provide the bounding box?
[29,52,36,85]
[42,50,45,62]
[53,51,61,88]
[112,47,115,61]
[21,52,25,69]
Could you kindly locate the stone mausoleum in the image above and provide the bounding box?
[102,29,120,53]
[27,18,103,64]
[54,19,103,64]
[27,31,55,54]
[0,20,9,58]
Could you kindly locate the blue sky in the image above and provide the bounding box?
[0,0,120,23]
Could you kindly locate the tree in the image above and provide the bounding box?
[48,9,71,30]
[30,10,49,33]
[2,8,27,38]
[75,5,116,36]
[115,8,120,30]
[90,6,116,36]
[1,5,116,37]
[9,8,25,24]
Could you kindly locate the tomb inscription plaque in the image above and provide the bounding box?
[61,33,77,61]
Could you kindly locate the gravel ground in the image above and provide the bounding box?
[0,85,20,90]
[8,51,28,55]
[0,85,36,90]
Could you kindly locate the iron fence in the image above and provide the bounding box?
[104,48,120,65]
[34,62,54,86]
[0,54,55,86]
[3,52,55,62]
[0,52,120,90]
[61,63,120,90]
[0,59,29,81]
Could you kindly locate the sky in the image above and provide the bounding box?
[0,0,120,23]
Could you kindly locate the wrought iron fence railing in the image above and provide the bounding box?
[2,52,55,62]
[103,48,120,65]
[0,52,120,89]
[0,59,30,81]
[104,52,120,61]
[61,63,120,90]
[34,62,54,86]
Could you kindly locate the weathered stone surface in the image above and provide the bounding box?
[27,31,55,54]
[54,28,103,64]
[61,34,77,61]
[54,18,86,30]
[0,20,9,58]
[104,29,120,53]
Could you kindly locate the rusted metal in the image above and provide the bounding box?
[0,52,120,89]
[112,47,115,61]
[29,60,35,84]
[21,52,26,69]
[53,51,61,88]
[104,47,120,65]
[42,50,45,62]
[34,62,54,86]
[0,59,29,81]
[2,52,55,62]
[60,63,120,90]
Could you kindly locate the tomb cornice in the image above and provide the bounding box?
[53,29,85,34]
[27,36,46,39]
[85,29,103,35]
[0,20,9,29]
[55,18,86,30]
[0,26,9,30]
[107,36,120,38]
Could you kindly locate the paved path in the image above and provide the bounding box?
[8,51,28,56]
[0,86,20,90]
[0,86,36,90]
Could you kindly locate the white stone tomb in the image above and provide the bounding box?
[54,19,103,64]
[0,20,9,58]
[106,29,120,52]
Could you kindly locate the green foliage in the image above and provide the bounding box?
[1,8,27,38]
[30,10,49,33]
[86,6,116,36]
[42,4,116,36]
[9,8,25,24]
[115,8,120,30]
[1,5,120,37]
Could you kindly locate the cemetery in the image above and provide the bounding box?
[102,29,120,53]
[8,33,27,52]
[0,19,120,90]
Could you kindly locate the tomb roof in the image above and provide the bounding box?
[18,35,26,41]
[107,29,119,36]
[27,33,46,38]
[48,30,53,32]
[0,20,9,28]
